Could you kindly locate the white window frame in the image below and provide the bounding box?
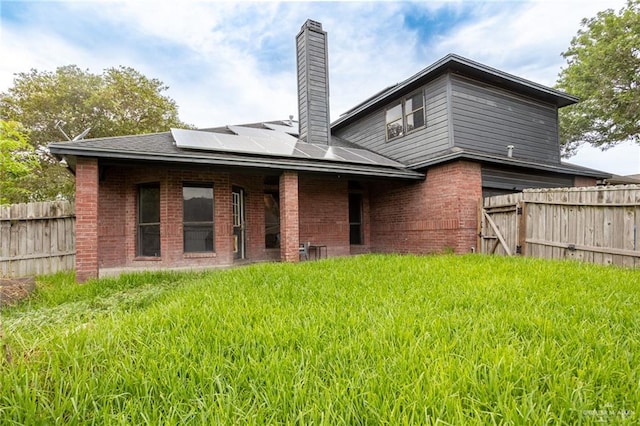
[385,90,425,142]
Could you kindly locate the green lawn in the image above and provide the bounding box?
[1,254,639,424]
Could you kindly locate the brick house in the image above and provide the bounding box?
[50,20,607,282]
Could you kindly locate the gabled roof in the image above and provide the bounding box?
[48,122,424,180]
[332,53,579,131]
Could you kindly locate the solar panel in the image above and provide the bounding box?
[340,148,403,167]
[263,122,299,136]
[228,125,298,144]
[171,128,405,169]
[293,143,330,159]
[322,146,347,161]
[172,128,225,149]
[330,147,373,163]
[172,128,296,156]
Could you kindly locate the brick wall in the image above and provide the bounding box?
[98,165,127,268]
[369,160,482,254]
[97,165,264,273]
[93,165,361,273]
[279,171,299,262]
[75,158,99,282]
[298,175,352,257]
[78,158,484,278]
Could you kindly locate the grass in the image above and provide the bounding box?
[1,254,639,424]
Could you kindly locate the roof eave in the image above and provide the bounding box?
[49,145,424,180]
[408,150,610,179]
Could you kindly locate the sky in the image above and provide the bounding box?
[1,0,638,176]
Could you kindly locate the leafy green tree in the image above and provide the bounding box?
[556,0,640,156]
[0,65,190,200]
[0,121,41,204]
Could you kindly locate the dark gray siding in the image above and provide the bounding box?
[296,21,330,145]
[451,75,561,164]
[482,166,573,197]
[333,74,450,164]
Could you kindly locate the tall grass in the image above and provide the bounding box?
[1,255,639,424]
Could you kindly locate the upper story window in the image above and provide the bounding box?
[385,91,425,141]
[405,92,425,132]
[385,103,403,140]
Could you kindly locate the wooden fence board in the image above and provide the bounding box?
[0,201,75,278]
[482,185,640,267]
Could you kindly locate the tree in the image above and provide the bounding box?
[0,121,40,204]
[0,65,191,200]
[556,0,640,156]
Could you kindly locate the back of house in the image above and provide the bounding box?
[49,20,607,281]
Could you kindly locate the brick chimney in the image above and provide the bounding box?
[296,19,330,145]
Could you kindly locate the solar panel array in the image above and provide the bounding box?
[171,127,403,168]
[262,122,299,136]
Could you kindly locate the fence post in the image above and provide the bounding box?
[517,200,527,256]
[476,197,483,253]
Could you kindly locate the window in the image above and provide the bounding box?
[349,193,363,245]
[385,103,404,140]
[138,183,160,257]
[264,191,280,248]
[183,183,214,253]
[385,91,425,141]
[405,92,425,132]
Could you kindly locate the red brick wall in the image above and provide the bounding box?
[298,175,352,257]
[96,165,262,272]
[75,158,99,282]
[97,165,127,268]
[79,159,483,278]
[574,176,597,187]
[369,160,482,254]
[279,171,299,262]
[92,165,361,273]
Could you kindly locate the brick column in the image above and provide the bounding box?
[75,157,99,282]
[450,161,483,253]
[279,171,300,262]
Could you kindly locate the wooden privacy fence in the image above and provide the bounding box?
[0,201,75,277]
[480,185,640,267]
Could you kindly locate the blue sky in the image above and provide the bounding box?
[1,0,638,176]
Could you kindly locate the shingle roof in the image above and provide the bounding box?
[49,124,424,180]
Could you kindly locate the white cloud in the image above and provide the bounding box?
[0,0,635,174]
[430,0,627,85]
[567,141,640,176]
[0,23,94,90]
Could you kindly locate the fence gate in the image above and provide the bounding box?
[480,186,640,267]
[479,192,525,256]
